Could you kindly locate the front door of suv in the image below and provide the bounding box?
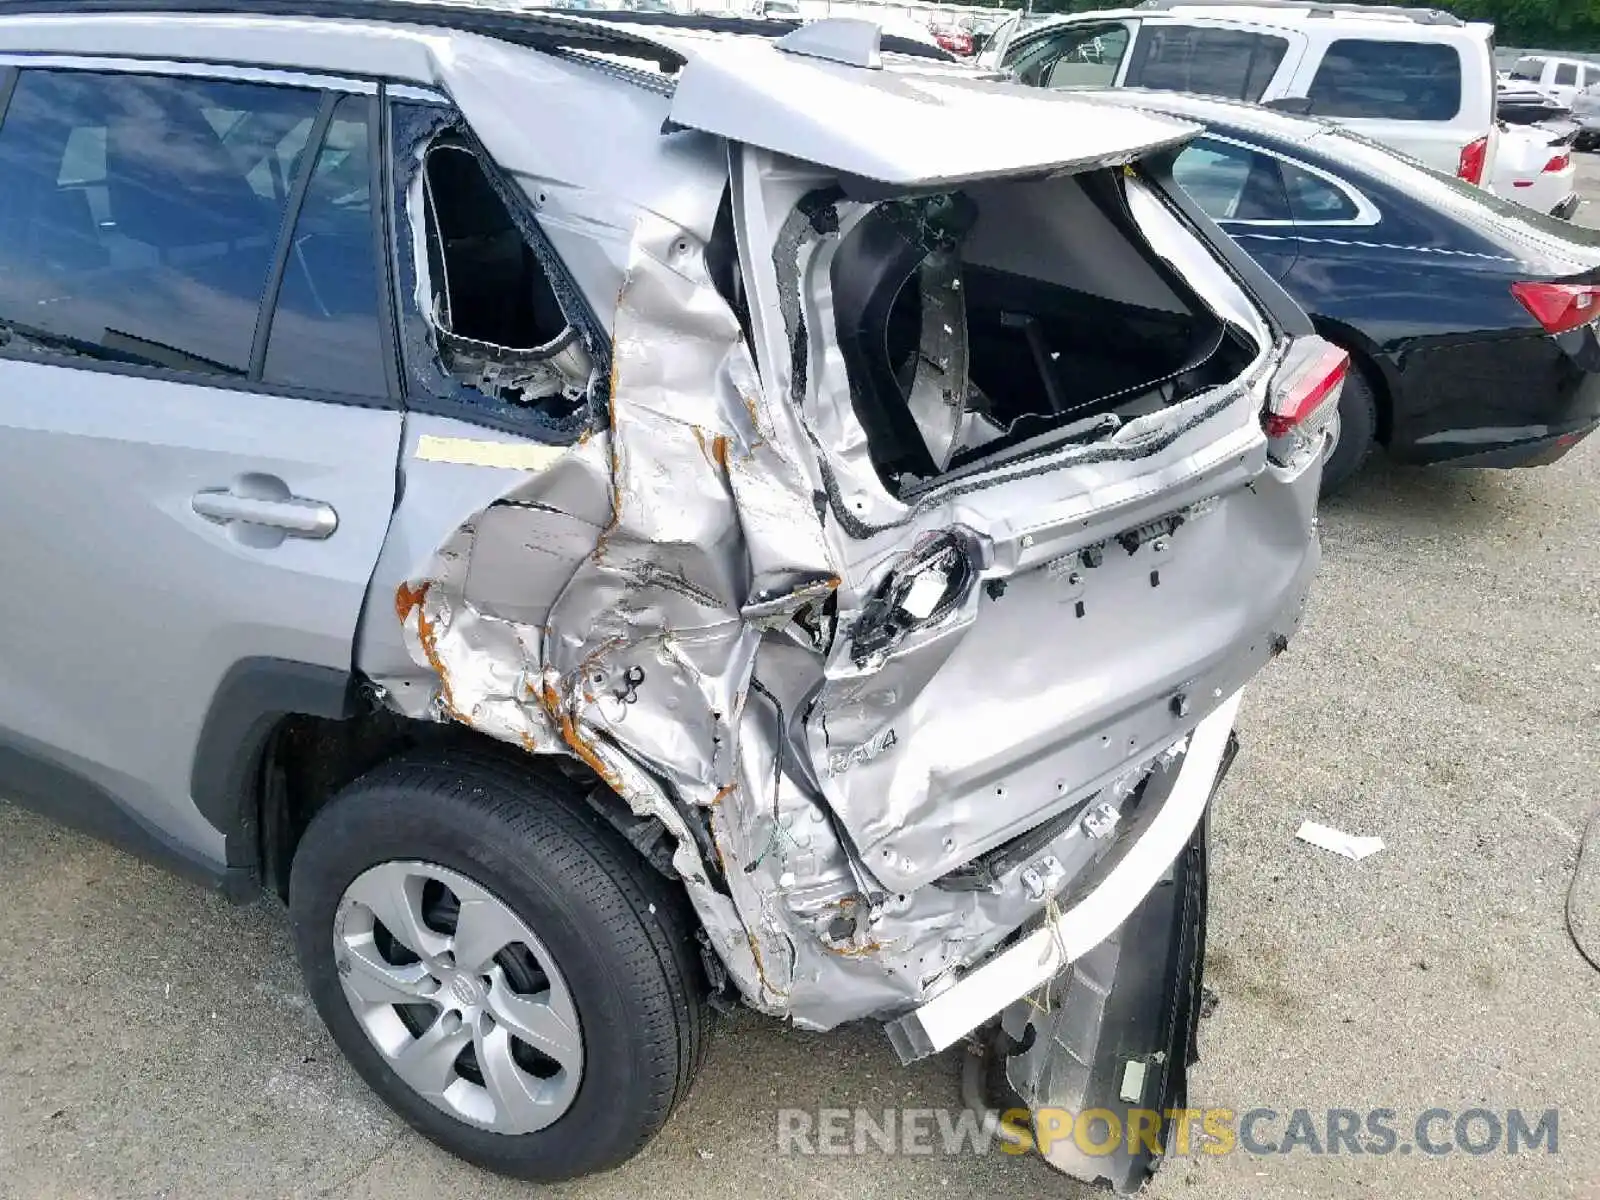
[0,62,402,872]
[1002,20,1140,91]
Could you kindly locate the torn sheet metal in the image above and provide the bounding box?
[387,116,1320,1034]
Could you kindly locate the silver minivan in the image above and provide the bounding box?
[0,2,1334,1191]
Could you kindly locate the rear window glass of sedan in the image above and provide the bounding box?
[1313,125,1600,239]
[1171,139,1289,220]
[1126,26,1289,102]
[1307,40,1462,121]
[1279,160,1358,222]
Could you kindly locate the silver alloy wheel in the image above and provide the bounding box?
[333,861,583,1134]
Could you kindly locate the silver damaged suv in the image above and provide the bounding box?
[0,2,1336,1191]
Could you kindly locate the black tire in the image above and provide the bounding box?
[1320,362,1378,497]
[288,746,709,1181]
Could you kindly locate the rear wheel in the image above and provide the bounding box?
[1319,363,1378,497]
[288,748,708,1181]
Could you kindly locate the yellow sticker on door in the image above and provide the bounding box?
[414,435,568,472]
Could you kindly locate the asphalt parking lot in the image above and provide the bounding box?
[3,165,1599,1200]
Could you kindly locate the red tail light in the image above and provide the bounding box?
[1457,136,1488,185]
[1512,281,1600,335]
[1265,339,1350,439]
[1544,152,1572,174]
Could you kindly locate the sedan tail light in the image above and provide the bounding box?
[1544,152,1572,174]
[1458,136,1489,185]
[1512,281,1600,335]
[1264,338,1350,439]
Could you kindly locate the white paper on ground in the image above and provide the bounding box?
[1295,820,1385,862]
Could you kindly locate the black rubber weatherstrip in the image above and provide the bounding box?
[370,86,402,404]
[0,66,17,131]
[248,90,335,381]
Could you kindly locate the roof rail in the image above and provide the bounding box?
[0,0,957,61]
[0,0,692,66]
[1133,0,1466,27]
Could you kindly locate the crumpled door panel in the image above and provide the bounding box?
[807,458,1312,896]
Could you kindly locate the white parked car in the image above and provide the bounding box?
[1571,84,1600,151]
[1489,123,1580,219]
[986,0,1501,186]
[1507,54,1600,110]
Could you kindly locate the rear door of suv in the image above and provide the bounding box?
[0,59,402,876]
[1121,18,1308,103]
[1285,31,1495,181]
[1003,16,1307,103]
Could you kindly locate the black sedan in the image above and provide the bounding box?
[1076,91,1600,493]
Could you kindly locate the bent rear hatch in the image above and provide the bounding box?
[663,23,1202,186]
[716,45,1328,895]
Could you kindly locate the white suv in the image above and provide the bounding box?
[1507,54,1600,110]
[989,0,1499,185]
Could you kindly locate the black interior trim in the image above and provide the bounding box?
[0,64,17,127]
[190,657,357,869]
[371,86,402,403]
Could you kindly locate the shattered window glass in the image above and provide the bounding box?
[414,137,592,416]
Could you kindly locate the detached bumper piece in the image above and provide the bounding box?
[884,692,1241,1064]
[996,809,1216,1193]
[1552,194,1582,221]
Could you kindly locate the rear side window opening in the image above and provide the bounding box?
[823,167,1256,495]
[418,138,592,417]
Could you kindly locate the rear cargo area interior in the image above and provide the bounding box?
[830,167,1254,491]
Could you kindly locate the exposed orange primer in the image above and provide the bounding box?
[740,391,765,443]
[711,434,730,471]
[712,783,737,806]
[394,581,427,624]
[745,930,786,998]
[396,582,462,722]
[541,681,622,790]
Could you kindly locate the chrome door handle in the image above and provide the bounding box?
[191,488,339,539]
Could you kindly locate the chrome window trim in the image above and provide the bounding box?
[1187,131,1381,228]
[388,83,451,105]
[0,52,377,93]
